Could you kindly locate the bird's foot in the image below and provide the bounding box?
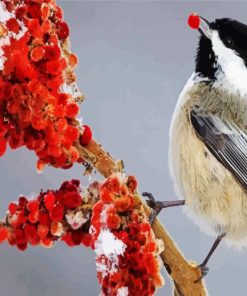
[142,192,164,224]
[194,264,209,283]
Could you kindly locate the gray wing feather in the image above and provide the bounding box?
[191,107,247,190]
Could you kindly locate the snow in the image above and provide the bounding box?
[94,229,126,257]
[93,203,126,277]
[117,287,128,296]
[60,82,82,101]
[0,2,12,22]
[0,2,28,70]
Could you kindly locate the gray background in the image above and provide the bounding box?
[0,1,247,295]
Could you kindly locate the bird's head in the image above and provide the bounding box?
[188,14,247,94]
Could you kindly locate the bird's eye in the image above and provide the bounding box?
[224,36,234,48]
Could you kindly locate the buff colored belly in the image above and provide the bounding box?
[169,107,247,245]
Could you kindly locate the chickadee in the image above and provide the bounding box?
[143,14,247,278]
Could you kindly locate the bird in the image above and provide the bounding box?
[143,13,247,279]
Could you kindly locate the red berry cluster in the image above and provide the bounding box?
[0,0,92,171]
[91,174,164,296]
[0,179,94,251]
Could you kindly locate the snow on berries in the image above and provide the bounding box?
[0,0,92,170]
[91,174,164,296]
[0,175,164,295]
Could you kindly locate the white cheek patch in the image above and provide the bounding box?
[211,30,247,97]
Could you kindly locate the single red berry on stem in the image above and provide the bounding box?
[187,13,200,30]
[80,125,92,146]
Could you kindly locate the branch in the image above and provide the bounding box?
[77,139,208,295]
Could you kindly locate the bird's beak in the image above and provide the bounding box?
[198,16,212,39]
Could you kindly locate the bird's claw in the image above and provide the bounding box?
[142,192,163,224]
[142,192,155,206]
[194,264,209,283]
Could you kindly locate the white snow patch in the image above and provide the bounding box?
[0,2,12,22]
[60,82,82,101]
[94,204,126,277]
[0,2,28,70]
[117,287,128,296]
[100,203,112,224]
[94,229,126,257]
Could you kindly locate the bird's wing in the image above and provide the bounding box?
[191,106,247,191]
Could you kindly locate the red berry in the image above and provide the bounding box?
[19,196,28,208]
[44,192,56,211]
[44,45,61,60]
[63,126,79,146]
[41,4,50,21]
[30,46,45,62]
[24,224,37,239]
[39,212,51,226]
[41,237,53,248]
[0,227,8,243]
[62,232,74,247]
[8,203,18,215]
[50,204,64,222]
[15,6,27,20]
[37,225,49,239]
[28,200,39,212]
[17,242,28,251]
[0,137,7,156]
[28,19,42,38]
[28,210,39,223]
[9,129,24,149]
[71,231,83,245]
[69,53,78,68]
[80,125,92,146]
[81,233,91,247]
[57,22,69,39]
[65,103,79,118]
[62,191,81,209]
[6,18,20,34]
[188,13,200,29]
